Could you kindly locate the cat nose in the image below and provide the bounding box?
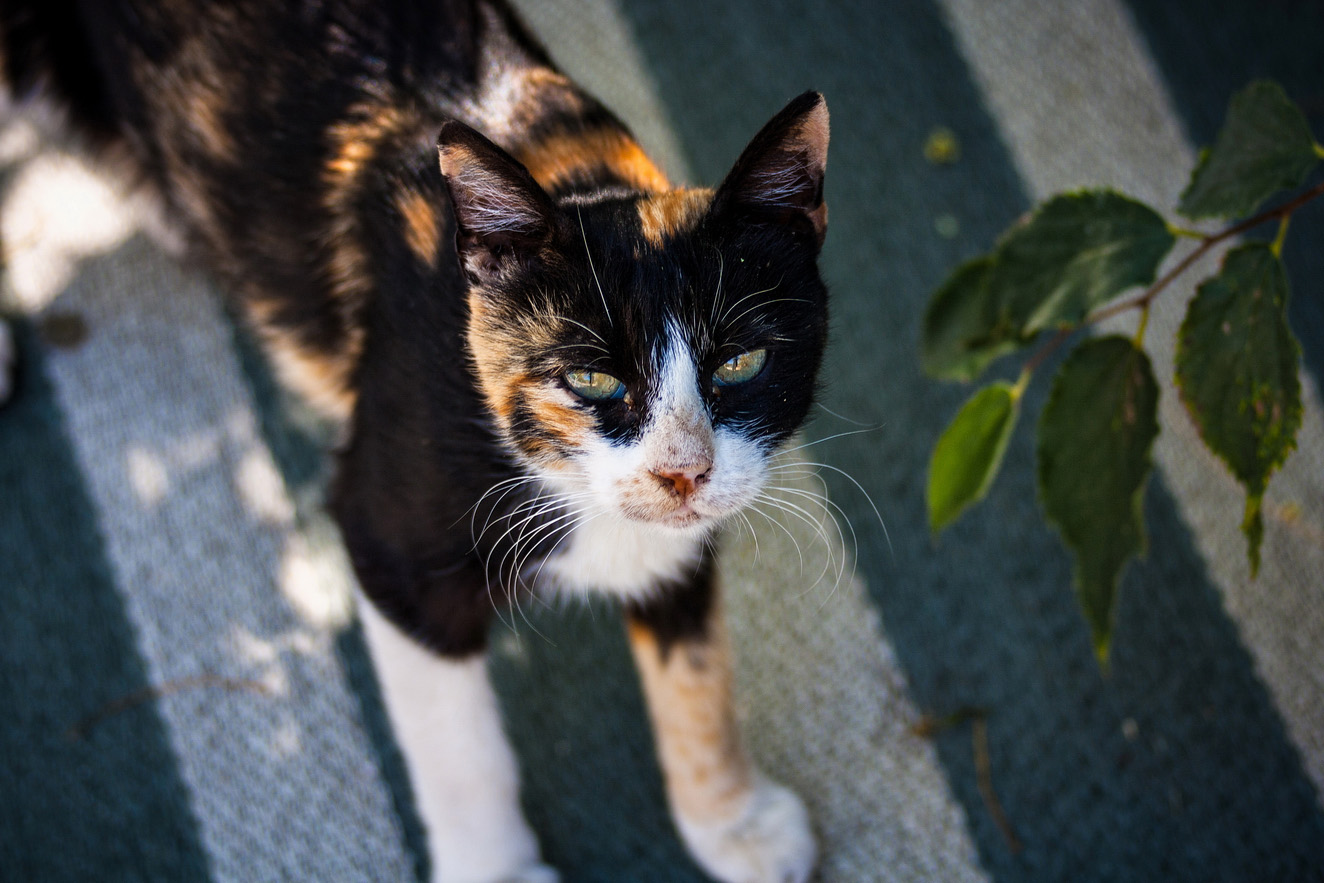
[652,464,711,500]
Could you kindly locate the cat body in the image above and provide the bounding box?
[1,2,831,880]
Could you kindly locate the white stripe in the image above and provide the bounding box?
[2,133,416,881]
[937,0,1324,798]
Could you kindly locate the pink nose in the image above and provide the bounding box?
[652,465,711,500]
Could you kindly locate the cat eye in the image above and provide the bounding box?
[713,348,768,386]
[564,369,626,401]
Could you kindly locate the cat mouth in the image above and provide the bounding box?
[658,506,705,528]
[622,499,723,530]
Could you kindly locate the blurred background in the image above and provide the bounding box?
[2,0,1323,880]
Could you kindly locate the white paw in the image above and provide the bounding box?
[675,778,817,883]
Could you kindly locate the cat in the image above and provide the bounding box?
[1,1,830,880]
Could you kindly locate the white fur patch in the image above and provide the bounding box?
[356,598,556,883]
[672,778,815,879]
[674,776,817,883]
[540,508,707,600]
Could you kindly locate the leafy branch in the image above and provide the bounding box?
[923,81,1321,663]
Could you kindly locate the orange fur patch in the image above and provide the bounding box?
[396,190,443,266]
[524,386,595,450]
[244,296,358,421]
[177,69,236,162]
[627,607,754,823]
[325,104,418,185]
[516,127,669,194]
[320,101,427,391]
[466,300,589,466]
[638,188,713,247]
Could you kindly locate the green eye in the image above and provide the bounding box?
[713,348,768,386]
[565,369,625,401]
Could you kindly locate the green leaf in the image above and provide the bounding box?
[1038,337,1159,663]
[921,191,1173,382]
[1178,81,1321,219]
[928,382,1020,532]
[922,257,1027,381]
[1175,243,1302,575]
[990,191,1175,333]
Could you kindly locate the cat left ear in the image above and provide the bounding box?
[711,91,829,247]
[437,121,557,283]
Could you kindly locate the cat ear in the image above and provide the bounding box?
[711,91,829,247]
[437,121,556,282]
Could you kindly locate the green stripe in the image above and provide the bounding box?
[0,318,210,881]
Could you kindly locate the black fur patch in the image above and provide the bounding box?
[625,547,717,659]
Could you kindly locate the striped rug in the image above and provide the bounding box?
[2,1,1322,880]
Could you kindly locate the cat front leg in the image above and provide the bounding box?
[626,569,817,883]
[356,597,557,883]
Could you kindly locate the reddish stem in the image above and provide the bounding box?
[1023,179,1324,374]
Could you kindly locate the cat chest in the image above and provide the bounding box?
[536,514,707,601]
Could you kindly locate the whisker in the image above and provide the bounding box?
[724,295,813,330]
[772,426,886,460]
[488,497,577,643]
[730,507,761,565]
[466,474,542,544]
[716,278,780,325]
[754,487,842,593]
[709,248,727,324]
[542,341,610,357]
[577,207,612,327]
[547,312,608,346]
[766,483,857,594]
[528,508,601,593]
[747,496,808,573]
[814,401,882,428]
[778,460,891,558]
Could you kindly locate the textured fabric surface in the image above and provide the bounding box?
[2,1,1322,881]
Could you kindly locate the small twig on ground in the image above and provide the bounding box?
[912,706,1023,853]
[66,674,272,741]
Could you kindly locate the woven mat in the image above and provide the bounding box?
[3,1,1322,880]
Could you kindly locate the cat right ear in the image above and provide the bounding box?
[437,121,556,284]
[711,91,829,248]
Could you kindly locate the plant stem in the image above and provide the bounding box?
[1021,326,1073,379]
[1010,365,1032,401]
[1097,180,1323,321]
[1271,215,1290,257]
[1167,223,1208,240]
[1133,301,1151,348]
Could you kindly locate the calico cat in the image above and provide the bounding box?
[1,1,831,880]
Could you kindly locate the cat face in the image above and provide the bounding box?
[440,93,830,535]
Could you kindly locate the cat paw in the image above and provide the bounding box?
[674,778,817,883]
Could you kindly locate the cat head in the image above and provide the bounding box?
[437,92,829,535]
